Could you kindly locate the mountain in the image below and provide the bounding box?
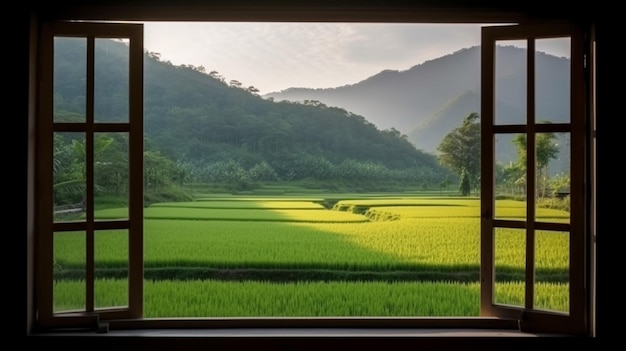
[263,45,571,155]
[51,38,452,187]
[52,38,570,186]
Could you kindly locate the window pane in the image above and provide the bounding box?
[494,227,525,307]
[495,133,526,219]
[535,132,570,224]
[54,37,86,123]
[494,40,526,125]
[95,229,129,310]
[54,132,86,223]
[94,132,129,220]
[534,229,569,313]
[53,231,86,313]
[535,37,570,124]
[95,38,129,123]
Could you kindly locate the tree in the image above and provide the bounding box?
[497,161,526,196]
[208,70,225,82]
[436,112,481,192]
[511,129,559,198]
[459,167,471,196]
[53,140,86,208]
[144,150,178,190]
[246,86,260,94]
[53,134,116,212]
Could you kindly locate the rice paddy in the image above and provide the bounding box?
[53,192,571,317]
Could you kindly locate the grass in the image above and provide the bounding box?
[54,279,569,316]
[52,192,572,317]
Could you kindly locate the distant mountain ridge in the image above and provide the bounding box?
[264,45,571,154]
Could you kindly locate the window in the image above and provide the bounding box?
[27,1,597,339]
[480,24,589,334]
[36,22,144,328]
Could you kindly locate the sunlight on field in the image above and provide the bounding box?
[300,218,480,266]
[150,200,326,209]
[53,195,571,316]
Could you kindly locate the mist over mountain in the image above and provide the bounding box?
[264,45,571,155]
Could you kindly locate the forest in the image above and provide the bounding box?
[52,37,568,210]
[52,37,458,208]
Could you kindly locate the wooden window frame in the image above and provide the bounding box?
[27,1,597,338]
[36,21,144,329]
[480,23,590,334]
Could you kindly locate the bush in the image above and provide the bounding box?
[537,196,570,212]
[144,186,194,207]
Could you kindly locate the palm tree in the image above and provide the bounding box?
[53,134,114,214]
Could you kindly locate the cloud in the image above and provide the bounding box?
[142,22,568,94]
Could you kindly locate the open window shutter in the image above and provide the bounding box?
[480,23,591,334]
[37,21,143,330]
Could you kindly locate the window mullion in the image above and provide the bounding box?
[85,35,95,313]
[127,25,144,318]
[525,37,536,310]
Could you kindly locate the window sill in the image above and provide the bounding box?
[28,326,598,350]
[30,327,560,337]
[28,316,593,347]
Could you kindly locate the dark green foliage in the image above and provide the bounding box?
[459,168,471,196]
[54,265,566,284]
[511,129,560,198]
[144,186,194,207]
[437,112,480,191]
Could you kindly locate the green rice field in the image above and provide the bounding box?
[52,191,571,317]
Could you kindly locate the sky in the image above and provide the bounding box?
[143,22,571,95]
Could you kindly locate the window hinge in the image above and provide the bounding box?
[517,309,527,332]
[97,322,109,333]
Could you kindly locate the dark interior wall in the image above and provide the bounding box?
[25,334,603,350]
[28,0,600,23]
[24,8,38,339]
[23,0,604,347]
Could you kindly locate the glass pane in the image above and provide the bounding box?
[494,40,526,125]
[535,132,570,224]
[494,227,525,307]
[54,132,86,223]
[94,132,129,220]
[54,37,86,123]
[53,231,86,313]
[534,229,569,313]
[95,38,129,123]
[495,133,526,220]
[535,37,570,124]
[95,229,129,309]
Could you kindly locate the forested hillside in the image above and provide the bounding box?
[52,38,453,193]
